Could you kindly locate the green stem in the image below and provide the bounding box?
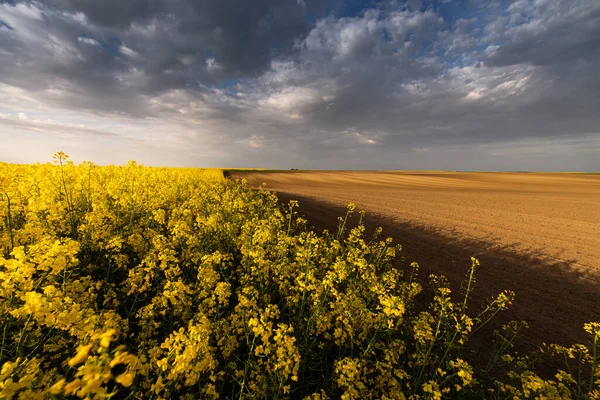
[588,335,597,395]
[26,327,55,359]
[0,294,17,365]
[484,327,520,374]
[462,260,476,312]
[337,209,351,241]
[3,190,14,252]
[577,350,583,397]
[58,158,77,238]
[16,314,34,357]
[415,309,444,389]
[436,328,459,374]
[239,335,257,400]
[363,322,382,357]
[470,308,503,337]
[438,371,459,387]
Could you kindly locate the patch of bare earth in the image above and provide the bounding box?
[230,171,600,353]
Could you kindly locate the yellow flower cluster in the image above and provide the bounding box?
[1,154,599,399]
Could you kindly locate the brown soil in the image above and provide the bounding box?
[230,170,600,352]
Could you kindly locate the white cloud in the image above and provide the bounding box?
[120,44,141,58]
[260,86,322,117]
[77,36,101,46]
[205,58,222,73]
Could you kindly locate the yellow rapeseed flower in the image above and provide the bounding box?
[68,345,92,367]
[115,372,135,387]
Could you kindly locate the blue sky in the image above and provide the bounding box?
[0,0,599,170]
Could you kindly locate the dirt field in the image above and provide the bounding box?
[230,171,600,351]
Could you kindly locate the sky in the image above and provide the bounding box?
[0,0,599,170]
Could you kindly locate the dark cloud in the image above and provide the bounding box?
[0,0,328,113]
[484,0,600,68]
[40,0,322,76]
[182,0,313,75]
[51,0,163,27]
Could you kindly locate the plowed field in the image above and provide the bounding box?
[230,171,600,350]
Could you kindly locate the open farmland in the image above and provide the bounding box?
[230,170,600,350]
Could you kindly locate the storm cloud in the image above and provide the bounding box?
[0,0,599,170]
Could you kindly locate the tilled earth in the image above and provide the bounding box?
[230,170,600,351]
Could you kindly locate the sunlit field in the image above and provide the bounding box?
[1,155,599,399]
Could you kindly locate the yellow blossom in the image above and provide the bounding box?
[116,372,135,387]
[68,345,92,367]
